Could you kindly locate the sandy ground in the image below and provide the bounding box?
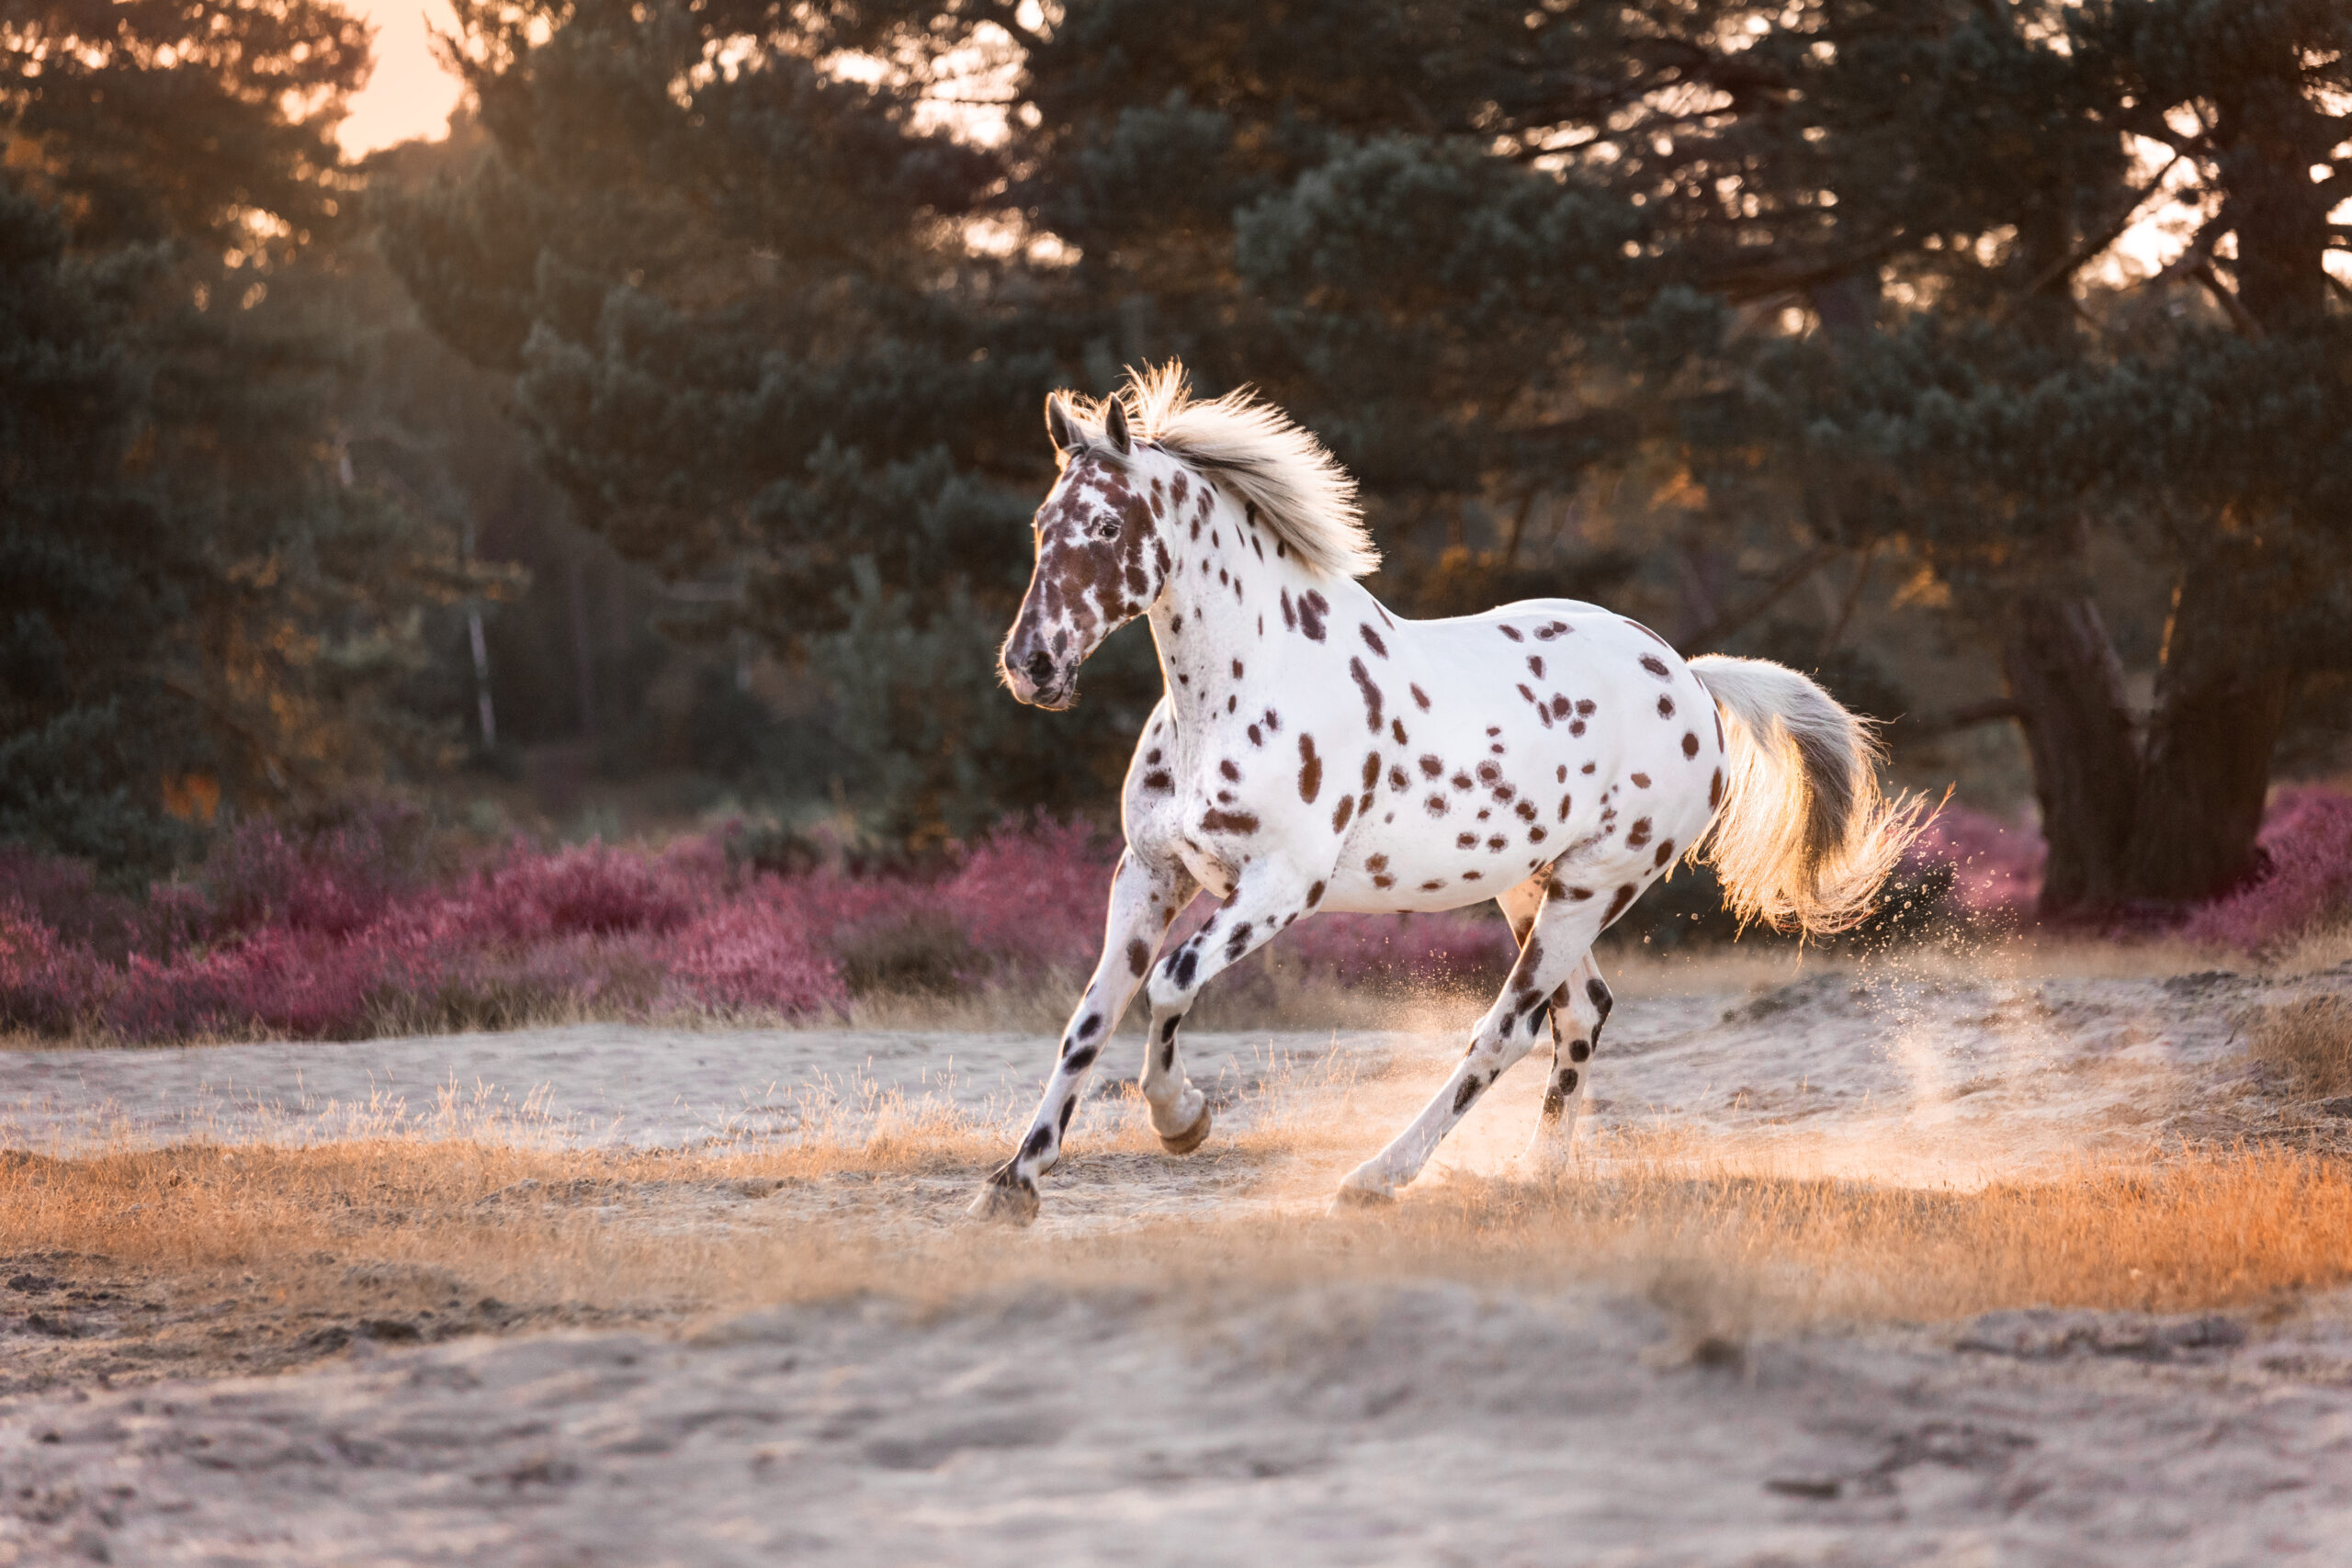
[6,954,2352,1564]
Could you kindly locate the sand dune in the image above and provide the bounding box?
[4,955,2351,1563]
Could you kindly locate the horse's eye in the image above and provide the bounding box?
[1095,518,1122,540]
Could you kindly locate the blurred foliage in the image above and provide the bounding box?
[0,0,494,877]
[10,0,2352,923]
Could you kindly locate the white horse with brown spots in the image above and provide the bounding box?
[970,365,1918,1222]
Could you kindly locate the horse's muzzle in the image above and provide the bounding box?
[1004,646,1078,710]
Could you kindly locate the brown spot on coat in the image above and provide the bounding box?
[1359,623,1387,658]
[1298,590,1329,641]
[1655,838,1676,868]
[1349,658,1385,733]
[1200,808,1261,834]
[1332,795,1355,833]
[1410,684,1431,710]
[1528,655,1545,679]
[1631,773,1650,789]
[1297,735,1323,803]
[1127,939,1151,976]
[1603,883,1636,923]
[1710,768,1724,808]
[1640,654,1671,679]
[1626,818,1653,849]
[1498,625,1524,642]
[1657,694,1676,718]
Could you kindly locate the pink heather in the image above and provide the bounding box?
[4,791,2346,1042]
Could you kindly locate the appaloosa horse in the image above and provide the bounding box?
[970,365,1917,1222]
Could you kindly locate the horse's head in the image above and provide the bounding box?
[1001,391,1175,709]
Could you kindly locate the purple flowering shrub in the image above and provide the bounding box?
[0,815,1503,1042]
[6,788,2344,1043]
[2178,787,2352,953]
[1898,802,2046,929]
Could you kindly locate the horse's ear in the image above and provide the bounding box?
[1046,394,1081,457]
[1102,395,1132,457]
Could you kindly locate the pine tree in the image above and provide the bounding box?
[2,0,481,873]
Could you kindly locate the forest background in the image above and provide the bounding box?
[6,0,2352,938]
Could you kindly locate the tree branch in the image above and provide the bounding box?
[1893,697,2025,739]
[1675,541,1840,655]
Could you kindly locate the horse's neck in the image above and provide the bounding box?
[1147,491,1372,738]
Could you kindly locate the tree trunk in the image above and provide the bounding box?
[2119,565,2290,902]
[1998,590,2140,918]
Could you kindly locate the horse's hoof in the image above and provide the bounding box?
[1158,1101,1213,1156]
[966,1178,1041,1225]
[1329,1181,1396,1214]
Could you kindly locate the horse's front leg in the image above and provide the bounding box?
[967,851,1195,1224]
[1138,857,1325,1155]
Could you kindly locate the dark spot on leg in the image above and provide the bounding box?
[1161,1014,1181,1041]
[1078,1011,1102,1039]
[1022,1125,1053,1160]
[1587,977,1613,1021]
[1172,949,1199,988]
[1453,1076,1484,1114]
[1057,1096,1077,1134]
[1226,922,1253,962]
[1061,1043,1100,1073]
[1128,939,1151,976]
[1568,1038,1591,1063]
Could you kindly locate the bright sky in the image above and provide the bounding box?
[338,2,466,155]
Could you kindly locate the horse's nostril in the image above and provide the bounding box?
[1025,650,1057,683]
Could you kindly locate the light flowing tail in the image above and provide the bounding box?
[1689,654,1928,937]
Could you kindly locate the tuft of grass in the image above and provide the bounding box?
[2244,994,2352,1098]
[7,1126,2348,1346]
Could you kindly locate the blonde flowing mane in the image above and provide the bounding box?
[1055,363,1380,579]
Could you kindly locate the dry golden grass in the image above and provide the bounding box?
[2244,994,2352,1098]
[8,1118,2347,1352]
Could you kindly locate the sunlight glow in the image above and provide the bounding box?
[338,1,465,155]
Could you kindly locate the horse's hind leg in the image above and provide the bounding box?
[1334,887,1607,1208]
[967,852,1195,1224]
[1525,953,1610,1173]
